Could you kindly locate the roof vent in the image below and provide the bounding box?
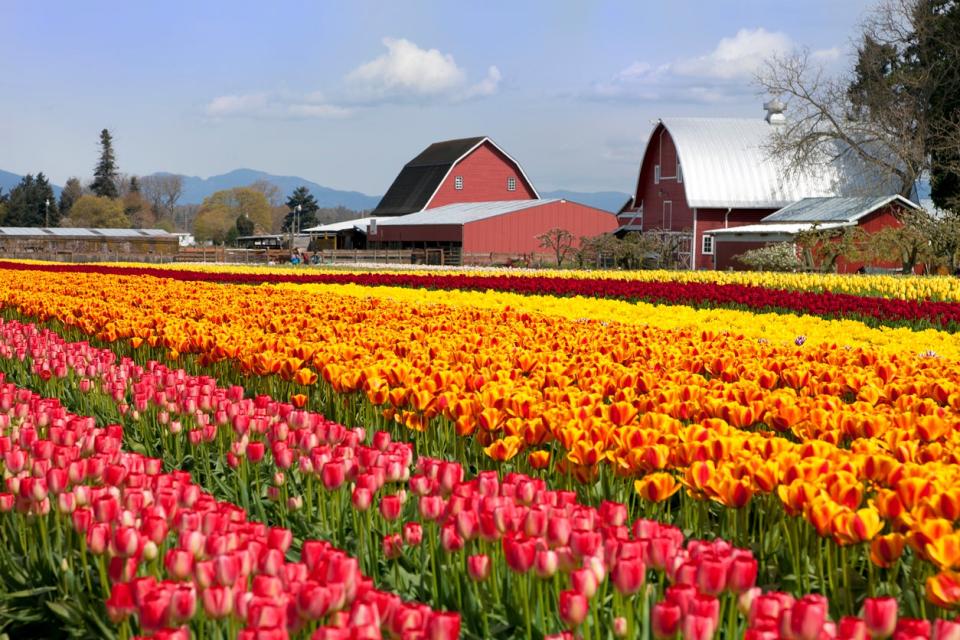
[764,98,786,124]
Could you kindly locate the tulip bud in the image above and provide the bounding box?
[863,596,897,640]
[535,549,559,579]
[559,590,588,628]
[467,554,491,581]
[403,522,423,546]
[652,602,682,639]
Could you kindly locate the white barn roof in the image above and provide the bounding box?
[762,195,919,224]
[301,217,384,233]
[656,118,836,209]
[377,200,552,226]
[649,117,900,210]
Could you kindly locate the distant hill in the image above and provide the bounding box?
[147,169,382,211]
[541,190,630,213]
[0,170,62,198]
[1,166,630,214]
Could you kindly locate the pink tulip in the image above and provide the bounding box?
[558,590,588,628]
[467,554,491,581]
[652,602,682,639]
[863,597,897,639]
[611,556,645,595]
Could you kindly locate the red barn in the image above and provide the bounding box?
[374,199,618,264]
[369,136,617,264]
[371,136,538,216]
[618,105,860,270]
[708,195,920,272]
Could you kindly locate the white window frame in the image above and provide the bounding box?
[662,200,672,229]
[677,162,683,184]
[454,175,464,190]
[702,234,714,255]
[654,165,661,184]
[507,176,516,191]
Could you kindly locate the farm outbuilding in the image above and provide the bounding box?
[0,227,179,261]
[372,199,618,265]
[708,195,920,272]
[617,102,900,270]
[372,136,539,216]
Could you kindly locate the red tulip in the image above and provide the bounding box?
[558,590,588,628]
[570,568,598,599]
[297,582,331,620]
[933,619,960,640]
[168,584,197,625]
[729,556,758,594]
[201,586,234,619]
[652,602,682,639]
[503,535,536,573]
[427,611,461,640]
[321,461,345,490]
[546,516,572,547]
[383,533,403,560]
[611,556,645,595]
[863,596,897,639]
[570,530,601,558]
[467,554,490,581]
[837,616,867,640]
[246,441,265,463]
[790,595,828,640]
[403,522,423,546]
[418,495,443,521]
[105,582,135,623]
[165,549,194,581]
[665,584,698,615]
[379,494,402,521]
[696,555,730,596]
[534,549,559,579]
[87,522,110,555]
[440,525,463,553]
[352,487,372,512]
[682,614,717,640]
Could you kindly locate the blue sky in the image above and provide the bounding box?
[2,1,873,195]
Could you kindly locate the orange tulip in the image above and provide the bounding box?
[527,450,551,469]
[927,571,960,609]
[290,394,308,409]
[869,533,906,568]
[484,436,523,462]
[635,473,682,503]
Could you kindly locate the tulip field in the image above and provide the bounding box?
[4,261,960,639]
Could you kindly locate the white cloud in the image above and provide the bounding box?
[204,91,349,120]
[672,28,792,80]
[346,37,500,102]
[204,37,500,119]
[590,28,844,105]
[205,93,270,117]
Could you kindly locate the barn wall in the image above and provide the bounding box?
[695,208,777,270]
[462,201,618,255]
[428,142,537,209]
[375,225,463,245]
[836,204,907,273]
[617,125,691,233]
[713,240,779,271]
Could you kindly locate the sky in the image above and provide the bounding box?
[2,0,875,195]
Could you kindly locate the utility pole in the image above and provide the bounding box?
[44,198,49,227]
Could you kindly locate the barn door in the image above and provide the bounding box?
[662,201,673,230]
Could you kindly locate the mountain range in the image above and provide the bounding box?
[0,168,630,213]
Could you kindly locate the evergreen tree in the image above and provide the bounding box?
[922,0,960,210]
[282,186,320,232]
[5,173,59,227]
[59,177,83,217]
[235,214,255,237]
[90,128,119,199]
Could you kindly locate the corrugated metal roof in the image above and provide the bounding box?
[762,195,918,224]
[0,227,175,238]
[302,217,383,233]
[655,118,898,209]
[709,221,850,236]
[659,118,833,208]
[378,200,552,226]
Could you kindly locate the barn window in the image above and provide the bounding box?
[677,162,683,184]
[507,177,516,191]
[702,234,714,255]
[654,165,661,184]
[455,176,464,190]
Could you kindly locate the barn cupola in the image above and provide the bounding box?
[763,98,786,125]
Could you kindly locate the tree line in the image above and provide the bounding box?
[0,129,364,238]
